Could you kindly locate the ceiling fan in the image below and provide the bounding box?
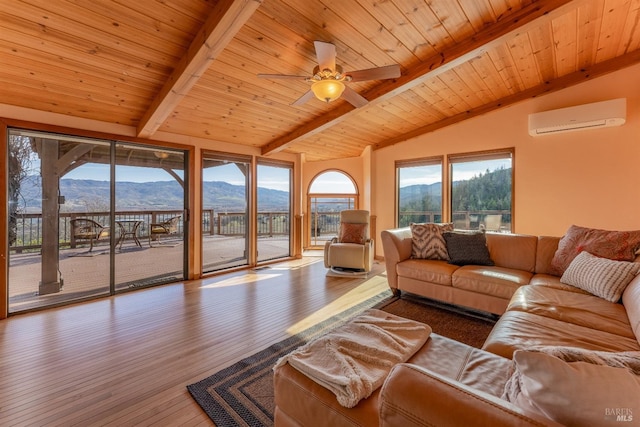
[258,41,401,108]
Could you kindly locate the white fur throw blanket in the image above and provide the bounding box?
[274,308,432,408]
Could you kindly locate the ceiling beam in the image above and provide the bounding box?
[373,50,640,151]
[261,0,581,156]
[137,0,263,138]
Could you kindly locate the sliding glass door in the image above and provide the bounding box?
[8,131,113,312]
[7,129,188,313]
[114,143,186,291]
[257,161,292,262]
[202,152,250,273]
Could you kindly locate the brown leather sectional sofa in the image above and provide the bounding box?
[273,230,640,426]
[380,229,565,315]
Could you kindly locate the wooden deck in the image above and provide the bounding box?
[0,255,387,426]
[9,235,292,313]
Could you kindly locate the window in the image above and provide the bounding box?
[307,171,357,248]
[448,149,513,232]
[396,157,443,227]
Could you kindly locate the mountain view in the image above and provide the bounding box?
[16,177,290,213]
[399,167,511,212]
[15,167,511,214]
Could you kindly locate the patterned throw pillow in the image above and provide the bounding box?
[410,223,454,260]
[549,225,640,276]
[442,231,494,266]
[560,251,640,302]
[339,222,367,244]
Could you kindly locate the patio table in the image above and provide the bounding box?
[116,220,144,249]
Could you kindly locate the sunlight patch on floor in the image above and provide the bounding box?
[199,273,283,289]
[286,275,389,335]
[267,257,323,270]
[302,249,324,257]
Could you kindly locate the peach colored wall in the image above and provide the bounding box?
[373,63,640,257]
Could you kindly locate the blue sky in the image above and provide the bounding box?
[399,158,511,187]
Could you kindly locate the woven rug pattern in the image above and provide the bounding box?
[187,291,497,426]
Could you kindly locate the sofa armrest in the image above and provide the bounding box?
[323,237,338,268]
[379,363,561,427]
[364,238,375,272]
[380,228,413,292]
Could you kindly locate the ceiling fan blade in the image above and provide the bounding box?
[257,73,308,80]
[314,41,336,72]
[341,86,368,108]
[346,64,401,82]
[291,90,315,106]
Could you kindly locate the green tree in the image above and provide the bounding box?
[451,167,511,212]
[8,135,34,245]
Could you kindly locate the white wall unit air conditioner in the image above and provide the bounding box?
[528,98,626,136]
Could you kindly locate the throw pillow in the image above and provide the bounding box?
[549,225,640,276]
[339,222,367,244]
[442,231,494,266]
[560,251,640,302]
[409,222,454,260]
[503,350,640,426]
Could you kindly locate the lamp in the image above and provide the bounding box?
[154,151,169,160]
[311,79,345,103]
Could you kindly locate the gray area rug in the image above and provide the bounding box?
[187,291,497,426]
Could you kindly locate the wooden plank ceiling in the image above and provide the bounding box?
[1,0,640,162]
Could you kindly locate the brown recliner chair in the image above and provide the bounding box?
[324,209,374,273]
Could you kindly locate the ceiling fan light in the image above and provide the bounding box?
[311,79,345,103]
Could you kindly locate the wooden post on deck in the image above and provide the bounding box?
[39,139,61,295]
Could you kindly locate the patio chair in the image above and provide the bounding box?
[324,210,374,273]
[70,218,110,252]
[483,214,502,232]
[149,215,181,247]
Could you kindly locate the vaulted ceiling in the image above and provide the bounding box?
[2,0,640,161]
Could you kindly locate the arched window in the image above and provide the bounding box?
[307,170,358,248]
[309,170,357,193]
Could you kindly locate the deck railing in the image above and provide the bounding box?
[399,210,511,231]
[10,209,511,252]
[10,210,290,252]
[309,210,511,235]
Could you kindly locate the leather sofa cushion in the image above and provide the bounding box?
[396,259,459,286]
[528,274,591,294]
[507,285,635,339]
[452,266,532,300]
[274,334,511,427]
[486,233,538,272]
[504,350,640,427]
[380,363,563,427]
[482,311,640,359]
[407,334,512,398]
[534,236,561,274]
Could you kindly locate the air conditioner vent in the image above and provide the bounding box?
[528,98,626,136]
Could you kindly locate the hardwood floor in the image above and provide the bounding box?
[0,256,388,426]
